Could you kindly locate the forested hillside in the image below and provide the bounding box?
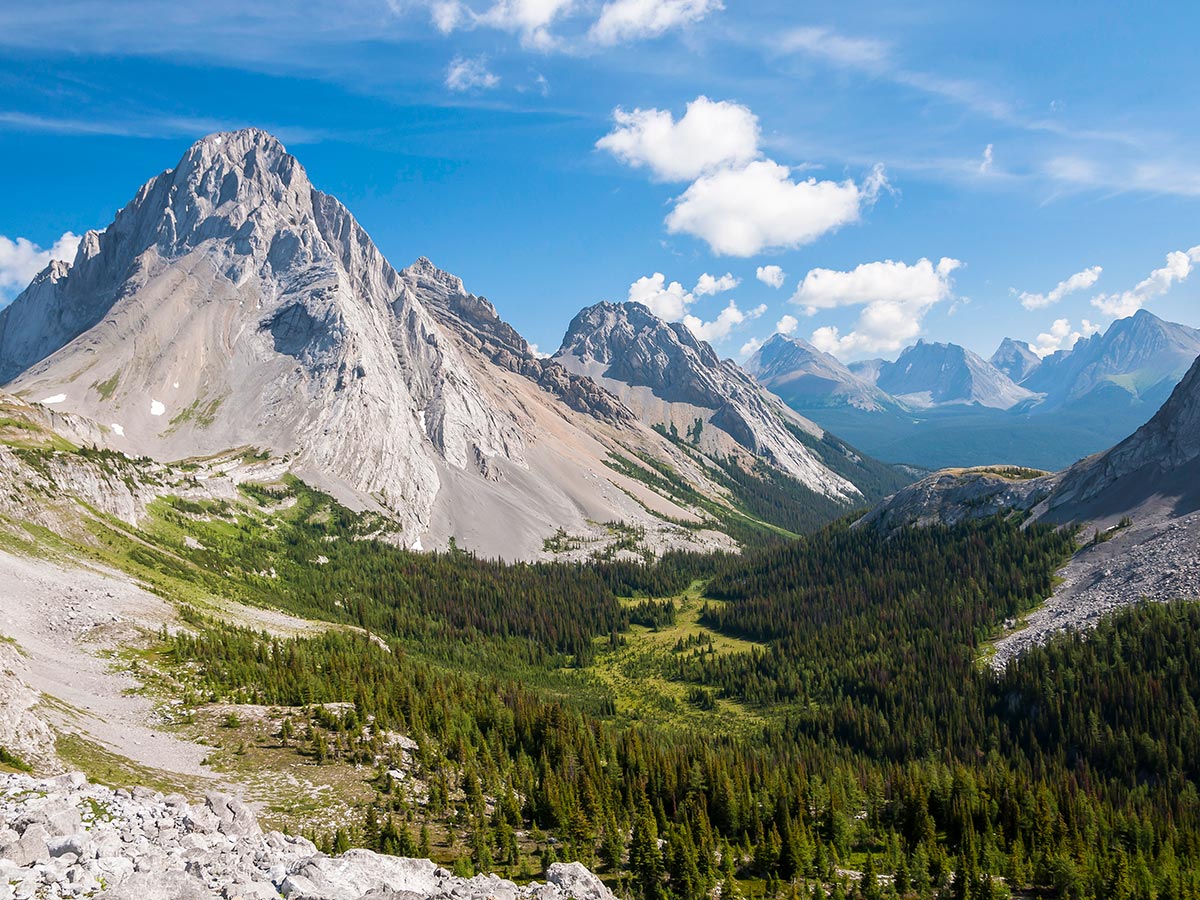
[87,478,1200,900]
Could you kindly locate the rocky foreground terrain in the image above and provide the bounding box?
[0,772,612,900]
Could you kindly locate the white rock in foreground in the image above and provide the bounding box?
[0,773,614,900]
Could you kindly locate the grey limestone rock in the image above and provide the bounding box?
[0,773,616,900]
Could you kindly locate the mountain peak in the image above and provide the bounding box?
[184,128,289,167]
[1023,310,1200,404]
[402,256,467,299]
[990,337,1041,384]
[745,332,898,413]
[558,300,719,370]
[878,339,1035,410]
[555,301,864,500]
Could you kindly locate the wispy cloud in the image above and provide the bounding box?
[445,55,500,91]
[1017,265,1103,310]
[1092,246,1200,318]
[0,110,330,144]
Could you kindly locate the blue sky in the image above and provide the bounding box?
[0,0,1198,363]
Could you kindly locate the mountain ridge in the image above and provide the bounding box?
[744,333,897,412]
[555,300,865,503]
[0,129,901,557]
[750,310,1200,470]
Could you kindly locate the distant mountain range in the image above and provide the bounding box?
[748,310,1200,470]
[0,129,907,558]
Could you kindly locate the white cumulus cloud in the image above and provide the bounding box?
[0,231,81,295]
[1017,265,1102,310]
[683,300,765,344]
[600,95,889,257]
[1031,318,1101,358]
[628,272,694,320]
[626,271,762,345]
[666,160,880,257]
[775,314,799,335]
[693,271,739,296]
[798,257,962,357]
[738,337,763,359]
[1091,246,1200,318]
[445,55,500,91]
[590,0,721,44]
[596,96,759,182]
[756,265,786,289]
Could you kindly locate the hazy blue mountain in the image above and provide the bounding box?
[753,312,1200,471]
[744,333,897,412]
[873,340,1038,410]
[990,337,1042,384]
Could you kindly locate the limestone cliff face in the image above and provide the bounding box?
[404,258,634,426]
[554,302,862,502]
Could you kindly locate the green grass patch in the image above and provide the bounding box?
[0,746,32,772]
[92,371,120,401]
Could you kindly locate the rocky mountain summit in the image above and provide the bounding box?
[743,334,895,412]
[0,128,520,544]
[554,302,863,502]
[0,772,613,900]
[989,338,1041,384]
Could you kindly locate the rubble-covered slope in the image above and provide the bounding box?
[0,772,614,900]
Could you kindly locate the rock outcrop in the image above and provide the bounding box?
[0,643,56,775]
[0,773,615,900]
[854,467,1052,534]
